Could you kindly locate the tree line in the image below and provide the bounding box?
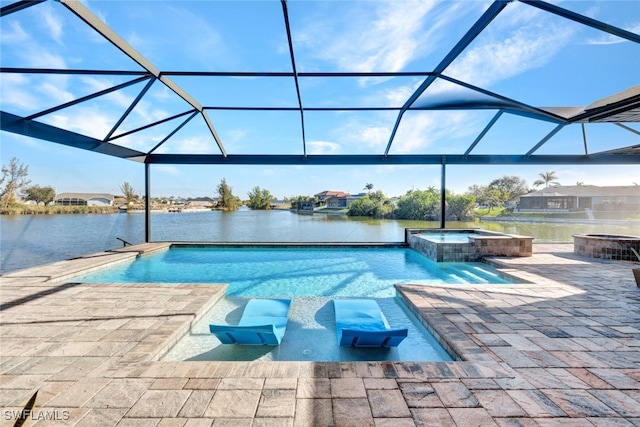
[1,157,55,209]
[2,156,564,219]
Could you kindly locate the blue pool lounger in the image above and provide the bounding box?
[209,299,291,345]
[333,299,408,347]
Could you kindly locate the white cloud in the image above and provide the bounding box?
[37,3,64,44]
[0,74,39,111]
[358,126,391,150]
[446,24,573,88]
[45,108,115,139]
[38,81,75,105]
[391,113,437,153]
[298,1,439,73]
[0,21,29,44]
[154,165,182,176]
[391,110,478,154]
[381,83,420,107]
[27,50,67,69]
[80,76,113,92]
[307,140,341,154]
[156,136,215,154]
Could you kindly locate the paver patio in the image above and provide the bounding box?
[0,243,638,426]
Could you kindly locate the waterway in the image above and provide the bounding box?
[1,208,638,274]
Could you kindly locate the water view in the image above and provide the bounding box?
[2,208,639,274]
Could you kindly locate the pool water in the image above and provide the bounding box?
[79,246,511,297]
[162,296,453,362]
[420,232,478,243]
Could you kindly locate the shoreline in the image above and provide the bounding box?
[482,215,640,227]
[2,206,640,225]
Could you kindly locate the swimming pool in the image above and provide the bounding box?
[407,228,534,262]
[78,245,512,297]
[79,245,509,362]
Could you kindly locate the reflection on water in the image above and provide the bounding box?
[2,209,638,273]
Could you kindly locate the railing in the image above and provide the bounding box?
[116,237,132,247]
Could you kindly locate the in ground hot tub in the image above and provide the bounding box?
[573,234,640,261]
[406,228,533,262]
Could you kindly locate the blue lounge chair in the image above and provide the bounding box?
[333,299,408,347]
[209,299,291,345]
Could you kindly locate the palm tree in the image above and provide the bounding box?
[364,183,374,194]
[533,171,559,188]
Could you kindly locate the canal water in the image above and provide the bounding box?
[1,208,638,274]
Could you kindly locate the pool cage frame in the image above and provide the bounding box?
[1,0,639,240]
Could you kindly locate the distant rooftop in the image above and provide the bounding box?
[522,185,640,198]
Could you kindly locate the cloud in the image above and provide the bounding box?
[36,3,64,44]
[155,136,217,154]
[391,113,438,153]
[27,49,68,70]
[0,74,39,110]
[356,125,391,150]
[0,21,29,44]
[154,165,182,176]
[307,140,341,154]
[445,24,573,88]
[297,1,439,74]
[46,108,115,139]
[38,81,75,105]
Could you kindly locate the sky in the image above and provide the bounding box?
[1,0,639,200]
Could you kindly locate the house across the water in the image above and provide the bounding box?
[314,190,367,209]
[54,193,116,207]
[518,185,640,212]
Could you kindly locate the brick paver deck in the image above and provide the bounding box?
[1,243,638,426]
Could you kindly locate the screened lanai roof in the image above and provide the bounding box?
[1,0,639,166]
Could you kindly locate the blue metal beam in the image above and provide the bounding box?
[148,111,199,154]
[25,76,152,121]
[581,123,589,156]
[281,0,307,156]
[520,0,640,44]
[615,123,640,137]
[3,110,636,164]
[109,109,197,142]
[465,111,503,156]
[146,153,638,166]
[59,0,227,156]
[0,0,46,17]
[1,67,149,76]
[161,71,436,77]
[525,124,566,157]
[1,111,146,160]
[103,78,156,141]
[384,0,512,156]
[437,74,565,123]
